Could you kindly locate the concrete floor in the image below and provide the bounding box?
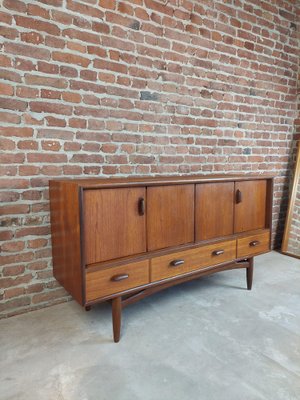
[1,251,300,400]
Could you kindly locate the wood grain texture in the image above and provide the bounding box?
[246,258,254,290]
[50,174,275,189]
[195,182,234,241]
[234,180,267,233]
[112,297,122,343]
[49,181,83,304]
[151,239,236,281]
[237,230,270,258]
[147,184,194,251]
[83,188,146,264]
[85,260,149,301]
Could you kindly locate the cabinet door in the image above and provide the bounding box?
[234,180,267,233]
[83,188,146,264]
[195,182,234,241]
[147,185,194,251]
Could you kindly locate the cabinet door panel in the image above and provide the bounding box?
[147,185,194,251]
[234,180,267,233]
[196,182,234,241]
[83,188,146,264]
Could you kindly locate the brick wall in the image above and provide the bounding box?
[0,0,299,318]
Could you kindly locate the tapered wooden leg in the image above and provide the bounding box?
[85,305,91,311]
[112,297,122,343]
[246,258,253,290]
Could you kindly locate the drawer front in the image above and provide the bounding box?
[237,230,270,258]
[151,240,236,282]
[86,260,149,301]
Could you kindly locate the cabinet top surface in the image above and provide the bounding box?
[50,174,274,189]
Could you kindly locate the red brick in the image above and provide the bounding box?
[4,287,25,299]
[62,92,82,103]
[66,0,104,19]
[21,31,44,44]
[17,140,39,150]
[45,116,66,127]
[63,28,100,44]
[3,0,26,12]
[1,252,34,267]
[41,140,61,151]
[87,46,106,58]
[14,57,36,72]
[0,97,27,111]
[52,10,72,25]
[4,42,50,60]
[0,127,33,137]
[0,297,31,313]
[25,74,68,88]
[0,26,18,39]
[26,283,44,294]
[99,0,116,9]
[27,153,67,163]
[67,41,86,53]
[28,238,48,249]
[52,51,91,67]
[27,4,50,19]
[16,86,38,98]
[0,11,13,24]
[45,35,65,48]
[41,89,61,100]
[30,101,72,115]
[15,16,60,36]
[0,154,26,164]
[0,204,29,215]
[0,54,12,67]
[0,138,15,150]
[3,265,25,276]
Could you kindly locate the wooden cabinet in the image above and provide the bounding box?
[49,174,273,342]
[147,185,194,251]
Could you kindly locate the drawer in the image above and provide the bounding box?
[85,260,149,302]
[151,240,236,282]
[237,230,270,258]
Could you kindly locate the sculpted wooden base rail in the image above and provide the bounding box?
[86,258,254,343]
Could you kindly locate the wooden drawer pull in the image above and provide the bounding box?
[138,198,145,216]
[212,249,225,256]
[236,189,242,204]
[170,259,185,267]
[249,240,260,247]
[111,274,129,282]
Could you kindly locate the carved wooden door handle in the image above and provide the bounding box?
[138,198,145,216]
[212,250,225,256]
[111,274,129,282]
[170,259,185,267]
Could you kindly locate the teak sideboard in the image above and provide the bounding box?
[49,175,273,342]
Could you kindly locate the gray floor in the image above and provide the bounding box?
[1,252,300,400]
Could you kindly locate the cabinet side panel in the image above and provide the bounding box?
[49,181,83,305]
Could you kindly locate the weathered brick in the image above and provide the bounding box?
[4,42,50,60]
